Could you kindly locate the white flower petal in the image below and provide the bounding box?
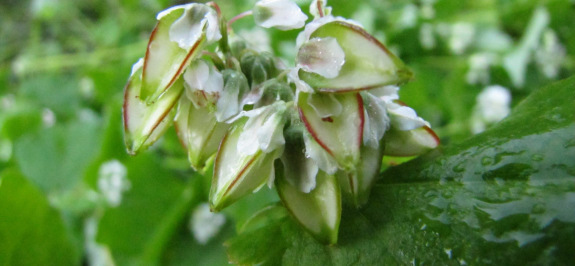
[237,102,287,156]
[303,131,338,175]
[168,4,221,49]
[296,15,335,47]
[183,60,224,108]
[370,85,399,102]
[476,85,511,123]
[253,0,308,30]
[184,60,210,91]
[288,67,314,93]
[387,102,430,131]
[362,93,389,147]
[215,90,240,122]
[298,37,345,79]
[190,203,226,245]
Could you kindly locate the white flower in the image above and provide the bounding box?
[449,22,475,55]
[253,0,308,30]
[98,160,130,207]
[303,131,338,175]
[466,52,496,85]
[370,85,430,131]
[190,203,226,245]
[471,85,511,133]
[237,101,287,156]
[419,23,436,50]
[183,59,224,108]
[387,102,430,131]
[159,3,221,48]
[362,93,389,147]
[297,37,345,78]
[397,4,418,29]
[535,29,565,79]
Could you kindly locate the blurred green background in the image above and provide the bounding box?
[0,0,573,265]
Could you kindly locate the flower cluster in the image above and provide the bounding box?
[122,0,439,244]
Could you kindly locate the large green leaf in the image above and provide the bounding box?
[15,118,103,194]
[226,76,575,265]
[0,169,80,265]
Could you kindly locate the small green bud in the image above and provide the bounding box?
[240,50,278,89]
[275,160,341,245]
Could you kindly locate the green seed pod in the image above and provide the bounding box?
[240,50,278,88]
[257,79,294,107]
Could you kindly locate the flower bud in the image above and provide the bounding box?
[253,0,308,30]
[141,3,220,103]
[275,160,341,245]
[240,50,278,89]
[383,100,439,156]
[174,96,230,172]
[123,59,183,155]
[210,103,288,211]
[297,20,412,92]
[337,143,384,207]
[256,79,294,107]
[383,126,439,157]
[298,91,364,171]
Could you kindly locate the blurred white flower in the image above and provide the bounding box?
[503,7,549,87]
[190,203,226,245]
[84,216,115,266]
[419,23,436,50]
[449,23,475,55]
[253,0,308,30]
[535,29,565,79]
[398,4,418,29]
[42,108,56,128]
[466,52,497,85]
[98,160,130,207]
[471,85,511,133]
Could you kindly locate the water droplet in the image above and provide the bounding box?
[444,248,452,259]
[564,138,575,148]
[481,156,494,166]
[531,203,546,214]
[531,154,544,161]
[452,162,465,173]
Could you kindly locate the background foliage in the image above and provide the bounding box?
[0,0,573,265]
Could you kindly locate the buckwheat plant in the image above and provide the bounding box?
[123,0,439,244]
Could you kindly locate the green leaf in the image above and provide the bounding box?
[0,169,80,265]
[96,154,200,266]
[226,76,575,265]
[15,118,103,193]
